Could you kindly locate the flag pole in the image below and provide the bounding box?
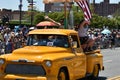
[68,1,74,29]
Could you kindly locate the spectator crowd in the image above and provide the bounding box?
[0,24,120,55]
[84,28,120,50]
[0,25,28,54]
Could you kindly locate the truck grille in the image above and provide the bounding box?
[5,64,46,75]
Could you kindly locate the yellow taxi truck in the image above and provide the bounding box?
[0,29,104,80]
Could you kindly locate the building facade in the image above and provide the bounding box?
[45,3,72,13]
[45,0,120,17]
[94,0,120,16]
[0,8,26,21]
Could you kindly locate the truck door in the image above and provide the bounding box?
[70,35,86,78]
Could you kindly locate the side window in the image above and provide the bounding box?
[70,35,80,48]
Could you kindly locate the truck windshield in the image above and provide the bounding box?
[27,34,69,48]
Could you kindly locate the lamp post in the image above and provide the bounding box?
[19,0,22,27]
[30,0,33,26]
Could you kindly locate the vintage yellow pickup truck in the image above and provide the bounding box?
[0,29,104,80]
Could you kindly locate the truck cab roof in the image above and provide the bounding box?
[28,29,78,35]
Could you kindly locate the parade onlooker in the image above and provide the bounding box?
[4,28,12,53]
[0,39,5,54]
[0,29,5,54]
[0,29,4,42]
[109,31,116,49]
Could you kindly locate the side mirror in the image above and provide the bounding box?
[71,41,77,48]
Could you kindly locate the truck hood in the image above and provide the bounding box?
[13,46,70,54]
[6,46,72,62]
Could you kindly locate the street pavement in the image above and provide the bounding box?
[99,47,120,80]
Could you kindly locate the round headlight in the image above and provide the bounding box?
[0,59,5,65]
[45,61,52,67]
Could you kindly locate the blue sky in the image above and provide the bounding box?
[0,0,44,11]
[0,0,120,11]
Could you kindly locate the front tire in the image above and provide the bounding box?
[57,69,68,80]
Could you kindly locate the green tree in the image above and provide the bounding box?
[73,11,84,26]
[114,16,120,29]
[90,14,104,28]
[47,12,64,22]
[33,12,45,25]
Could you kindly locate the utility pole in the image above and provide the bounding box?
[19,0,22,27]
[27,0,34,26]
[31,0,33,26]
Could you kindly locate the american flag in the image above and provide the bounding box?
[75,0,92,21]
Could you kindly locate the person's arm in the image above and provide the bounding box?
[83,21,90,26]
[79,20,90,28]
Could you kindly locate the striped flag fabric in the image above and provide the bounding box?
[75,0,92,21]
